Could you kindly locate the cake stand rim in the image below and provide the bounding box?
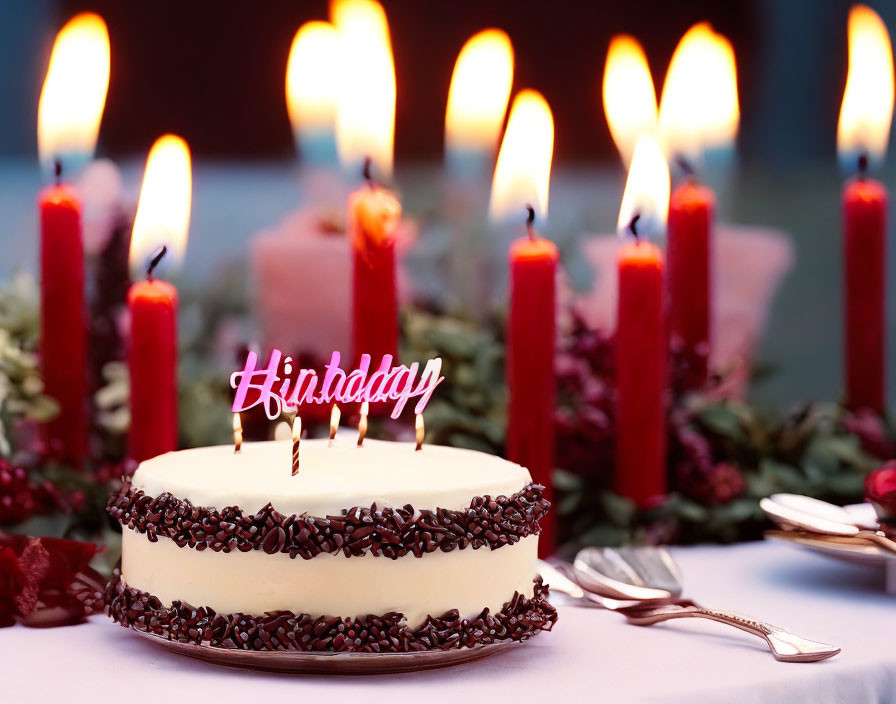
[131,627,524,674]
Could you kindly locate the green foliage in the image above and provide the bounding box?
[0,273,59,454]
[401,309,507,453]
[557,397,882,554]
[176,263,252,448]
[401,308,886,554]
[3,267,886,555]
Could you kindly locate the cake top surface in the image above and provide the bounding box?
[132,438,532,516]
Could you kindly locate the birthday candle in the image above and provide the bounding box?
[127,135,191,462]
[614,135,671,507]
[36,13,109,466]
[837,6,894,412]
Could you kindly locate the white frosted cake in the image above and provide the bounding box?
[106,438,555,652]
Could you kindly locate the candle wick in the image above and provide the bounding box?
[53,158,62,186]
[362,156,374,188]
[857,153,869,179]
[675,155,695,181]
[629,214,641,242]
[146,245,168,281]
[525,203,536,242]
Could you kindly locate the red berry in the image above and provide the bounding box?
[0,463,36,526]
[865,461,896,520]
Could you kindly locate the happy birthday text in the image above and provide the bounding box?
[230,350,444,420]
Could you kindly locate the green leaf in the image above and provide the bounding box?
[599,491,637,527]
[711,498,761,523]
[553,468,584,492]
[824,436,874,469]
[666,495,710,523]
[697,404,746,442]
[825,471,865,498]
[10,513,72,538]
[756,457,809,493]
[556,491,583,516]
[576,524,630,548]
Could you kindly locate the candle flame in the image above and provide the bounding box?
[445,29,514,156]
[292,415,302,442]
[617,134,670,238]
[603,35,658,168]
[657,22,739,166]
[329,403,341,440]
[129,135,192,278]
[332,0,396,179]
[37,13,110,175]
[415,413,424,451]
[838,4,895,169]
[489,90,554,223]
[357,401,369,446]
[286,21,339,153]
[233,413,243,453]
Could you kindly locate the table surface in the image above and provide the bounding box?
[3,540,895,703]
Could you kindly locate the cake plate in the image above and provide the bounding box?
[765,504,896,595]
[134,630,520,674]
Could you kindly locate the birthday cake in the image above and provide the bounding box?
[105,438,556,652]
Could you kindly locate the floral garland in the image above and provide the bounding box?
[0,274,118,628]
[402,308,889,553]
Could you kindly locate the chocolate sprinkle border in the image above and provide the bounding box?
[104,572,557,653]
[107,481,549,560]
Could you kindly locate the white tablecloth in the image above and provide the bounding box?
[3,541,894,703]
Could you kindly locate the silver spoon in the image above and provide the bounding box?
[760,494,896,554]
[536,560,646,610]
[573,547,841,663]
[769,493,877,529]
[574,546,679,600]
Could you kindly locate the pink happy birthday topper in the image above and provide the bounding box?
[230,350,444,420]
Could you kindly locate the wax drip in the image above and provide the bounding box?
[146,245,167,281]
[53,158,63,186]
[858,152,869,180]
[362,156,374,188]
[629,214,641,241]
[525,204,536,241]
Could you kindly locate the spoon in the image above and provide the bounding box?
[760,494,896,554]
[573,547,841,663]
[768,493,878,529]
[574,546,680,600]
[536,560,645,609]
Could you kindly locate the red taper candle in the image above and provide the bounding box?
[667,178,714,387]
[616,226,667,506]
[39,161,87,466]
[507,206,557,557]
[127,247,178,461]
[350,159,401,368]
[843,158,887,412]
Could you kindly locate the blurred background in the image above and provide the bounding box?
[1,0,896,407]
[1,0,891,164]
